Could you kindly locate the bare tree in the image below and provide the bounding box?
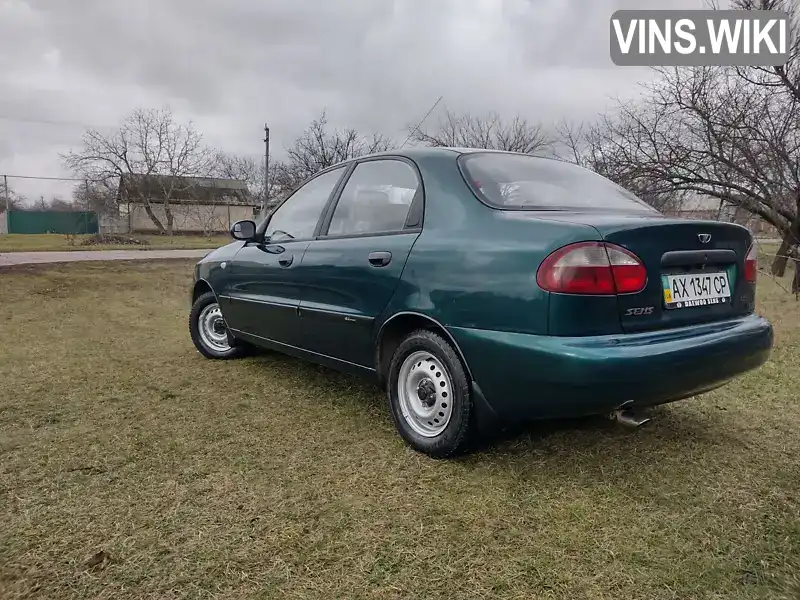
[48,197,75,212]
[579,65,800,275]
[555,117,686,214]
[213,153,263,198]
[553,0,800,276]
[212,152,299,223]
[205,113,394,220]
[23,195,75,212]
[0,181,22,212]
[72,181,119,217]
[62,106,213,235]
[211,151,279,215]
[411,108,555,155]
[730,0,800,103]
[273,111,393,200]
[728,0,800,274]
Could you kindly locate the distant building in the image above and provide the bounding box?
[664,194,778,237]
[115,174,259,234]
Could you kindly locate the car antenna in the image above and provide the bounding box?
[399,95,443,149]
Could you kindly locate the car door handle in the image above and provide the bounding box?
[278,254,294,267]
[368,251,392,267]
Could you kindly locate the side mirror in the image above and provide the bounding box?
[230,220,256,241]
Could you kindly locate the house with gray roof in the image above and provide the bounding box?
[115,174,258,234]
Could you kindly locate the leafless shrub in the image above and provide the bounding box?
[411,108,555,155]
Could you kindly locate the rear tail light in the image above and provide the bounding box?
[744,242,758,283]
[536,241,647,295]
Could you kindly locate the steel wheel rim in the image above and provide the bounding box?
[397,350,453,438]
[197,303,231,352]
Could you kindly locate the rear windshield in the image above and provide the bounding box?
[459,152,658,213]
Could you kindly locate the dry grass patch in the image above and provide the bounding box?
[0,260,798,599]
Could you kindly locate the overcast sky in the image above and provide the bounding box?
[1,0,711,201]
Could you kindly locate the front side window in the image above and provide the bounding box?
[266,167,345,242]
[459,152,658,213]
[326,160,419,237]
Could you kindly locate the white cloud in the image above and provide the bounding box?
[1,0,705,200]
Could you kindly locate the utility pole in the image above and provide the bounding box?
[3,175,8,234]
[86,179,99,238]
[263,124,270,211]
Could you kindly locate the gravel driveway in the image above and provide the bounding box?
[0,249,212,267]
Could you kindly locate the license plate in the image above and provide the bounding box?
[662,272,730,309]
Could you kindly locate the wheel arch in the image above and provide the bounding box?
[191,278,238,347]
[374,311,474,388]
[192,278,217,304]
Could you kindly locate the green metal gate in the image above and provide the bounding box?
[7,210,99,234]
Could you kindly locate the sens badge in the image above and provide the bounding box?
[624,306,654,316]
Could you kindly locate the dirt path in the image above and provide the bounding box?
[0,249,212,267]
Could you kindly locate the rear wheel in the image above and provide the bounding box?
[189,291,244,359]
[387,330,475,458]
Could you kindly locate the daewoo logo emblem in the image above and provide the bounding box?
[698,233,712,244]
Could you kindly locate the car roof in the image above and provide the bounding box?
[315,147,564,178]
[345,146,530,163]
[353,147,459,161]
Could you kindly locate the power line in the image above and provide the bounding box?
[0,115,113,129]
[1,174,98,182]
[0,115,269,162]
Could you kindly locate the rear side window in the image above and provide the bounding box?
[326,159,419,237]
[459,152,658,213]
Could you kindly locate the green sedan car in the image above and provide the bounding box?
[189,148,773,457]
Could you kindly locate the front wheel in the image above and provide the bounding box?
[189,291,244,359]
[387,330,476,458]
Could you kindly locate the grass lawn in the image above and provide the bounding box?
[0,233,229,253]
[1,260,799,599]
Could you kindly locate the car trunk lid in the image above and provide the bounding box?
[538,212,755,333]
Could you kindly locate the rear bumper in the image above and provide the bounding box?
[448,314,774,421]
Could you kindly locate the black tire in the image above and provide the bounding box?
[189,291,244,360]
[387,329,475,458]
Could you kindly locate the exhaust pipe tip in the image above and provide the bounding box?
[609,408,652,428]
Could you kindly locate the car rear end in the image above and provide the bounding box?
[535,214,759,335]
[453,151,773,420]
